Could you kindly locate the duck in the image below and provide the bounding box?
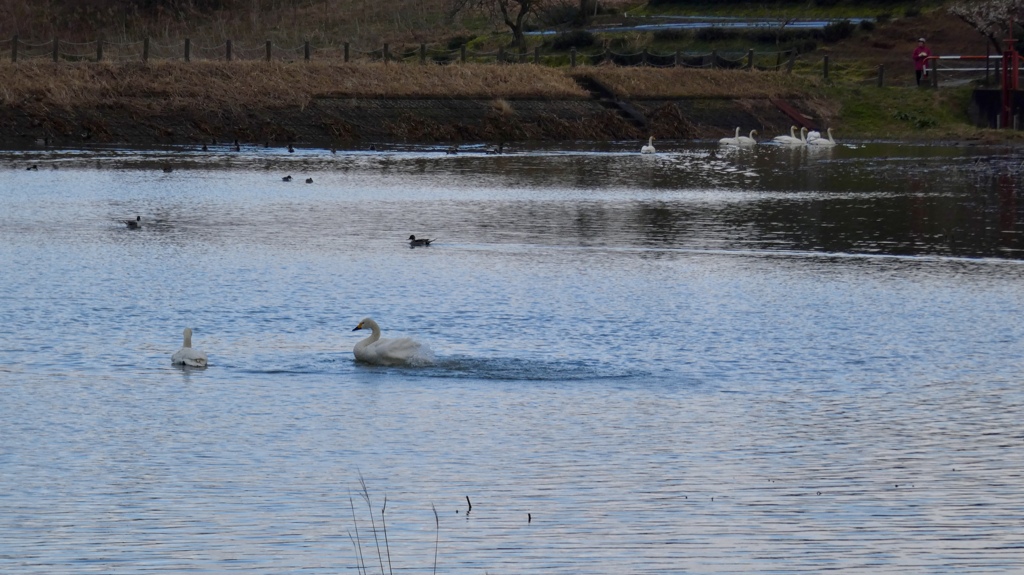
[123,215,141,229]
[718,127,741,146]
[26,164,38,171]
[171,328,208,367]
[807,127,837,146]
[305,177,314,184]
[161,164,173,173]
[288,144,295,153]
[408,235,433,247]
[640,136,656,154]
[351,317,431,366]
[282,175,293,182]
[486,143,505,155]
[736,129,758,146]
[446,145,459,155]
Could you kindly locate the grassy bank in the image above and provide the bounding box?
[0,59,1007,144]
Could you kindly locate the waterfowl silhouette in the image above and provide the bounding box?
[446,145,458,155]
[408,235,433,247]
[485,143,505,155]
[162,164,173,173]
[233,139,241,152]
[171,327,208,367]
[351,317,431,366]
[305,177,313,184]
[26,165,38,171]
[282,175,293,182]
[123,215,141,229]
[288,144,295,153]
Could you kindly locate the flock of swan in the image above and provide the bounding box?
[641,125,837,152]
[723,125,836,148]
[171,317,432,368]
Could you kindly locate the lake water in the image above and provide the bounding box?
[1,140,1023,574]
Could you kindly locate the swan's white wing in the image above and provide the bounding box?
[172,347,208,367]
[356,337,433,366]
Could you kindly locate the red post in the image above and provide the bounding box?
[1002,21,1020,129]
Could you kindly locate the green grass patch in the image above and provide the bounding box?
[833,83,974,138]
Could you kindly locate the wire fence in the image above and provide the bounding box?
[1,35,798,71]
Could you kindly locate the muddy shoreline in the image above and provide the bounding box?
[0,96,810,149]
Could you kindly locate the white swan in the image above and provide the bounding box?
[718,127,741,146]
[807,127,836,147]
[806,129,822,142]
[171,328,208,367]
[780,127,808,146]
[736,129,758,146]
[772,125,801,145]
[640,136,656,154]
[352,317,432,366]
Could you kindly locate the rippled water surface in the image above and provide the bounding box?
[1,141,1023,573]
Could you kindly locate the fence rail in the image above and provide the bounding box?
[2,35,797,70]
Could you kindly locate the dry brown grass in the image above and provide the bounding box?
[0,61,593,111]
[0,60,825,119]
[577,67,822,100]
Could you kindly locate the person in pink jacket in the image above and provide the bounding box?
[913,38,933,86]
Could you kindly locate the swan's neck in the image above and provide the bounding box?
[648,136,653,146]
[183,330,192,348]
[357,323,381,348]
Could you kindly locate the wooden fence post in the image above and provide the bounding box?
[460,45,466,64]
[497,46,504,63]
[97,37,103,62]
[785,50,796,73]
[266,40,271,61]
[184,38,190,62]
[226,39,232,61]
[823,55,829,80]
[674,50,679,67]
[383,43,389,62]
[344,42,349,62]
[143,37,150,62]
[709,50,717,69]
[534,46,540,64]
[604,47,610,65]
[304,40,310,61]
[930,58,938,88]
[747,48,754,70]
[641,48,648,65]
[52,37,58,62]
[11,35,17,62]
[570,47,576,67]
[877,64,884,87]
[420,43,426,64]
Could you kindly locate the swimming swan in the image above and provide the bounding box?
[807,127,837,146]
[772,125,801,145]
[171,328,208,367]
[780,127,808,146]
[640,136,656,154]
[736,129,758,146]
[718,127,741,146]
[352,317,432,366]
[806,129,822,142]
